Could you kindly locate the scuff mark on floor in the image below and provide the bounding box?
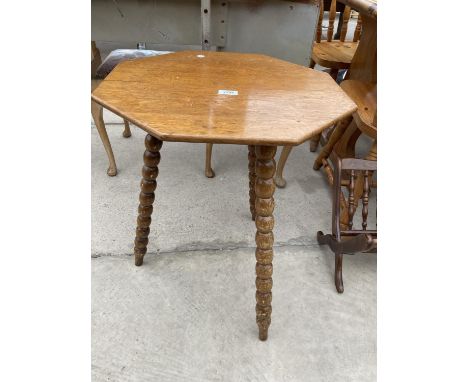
[112,0,125,18]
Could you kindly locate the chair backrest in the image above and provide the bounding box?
[316,0,362,43]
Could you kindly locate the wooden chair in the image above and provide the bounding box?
[317,152,376,293]
[91,45,171,176]
[91,43,132,176]
[315,79,377,294]
[306,78,377,295]
[275,0,376,188]
[310,0,361,80]
[308,0,362,152]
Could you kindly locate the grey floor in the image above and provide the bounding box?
[92,123,376,381]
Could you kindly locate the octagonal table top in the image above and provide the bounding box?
[92,51,357,146]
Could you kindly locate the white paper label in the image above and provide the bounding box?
[218,89,238,96]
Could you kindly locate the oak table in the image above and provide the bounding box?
[92,51,356,341]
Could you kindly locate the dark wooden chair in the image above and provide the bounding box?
[317,152,376,293]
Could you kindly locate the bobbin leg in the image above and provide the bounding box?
[254,145,277,341]
[134,134,163,266]
[248,145,256,220]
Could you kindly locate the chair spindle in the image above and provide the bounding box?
[327,0,337,42]
[362,170,369,230]
[353,14,362,42]
[316,0,324,43]
[348,170,355,229]
[340,6,352,42]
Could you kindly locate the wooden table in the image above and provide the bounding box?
[92,51,356,341]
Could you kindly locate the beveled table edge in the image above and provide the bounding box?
[91,94,357,146]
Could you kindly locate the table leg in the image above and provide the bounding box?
[134,134,163,266]
[254,145,276,341]
[248,145,256,221]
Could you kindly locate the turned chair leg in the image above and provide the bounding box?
[205,143,215,178]
[91,100,118,177]
[254,145,276,341]
[314,116,353,170]
[274,146,292,188]
[309,134,321,152]
[248,146,256,220]
[335,253,344,293]
[134,134,163,266]
[122,120,131,138]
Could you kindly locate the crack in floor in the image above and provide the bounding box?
[91,241,324,259]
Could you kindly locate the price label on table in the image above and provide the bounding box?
[218,89,238,96]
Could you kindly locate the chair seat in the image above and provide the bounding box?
[96,49,172,79]
[311,41,358,69]
[340,80,377,139]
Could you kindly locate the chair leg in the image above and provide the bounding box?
[91,100,117,177]
[274,146,292,188]
[335,253,344,293]
[205,143,215,178]
[314,116,353,170]
[309,134,321,152]
[122,120,131,138]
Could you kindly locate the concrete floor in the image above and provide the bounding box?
[92,124,376,381]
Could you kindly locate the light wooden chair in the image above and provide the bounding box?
[316,80,376,238]
[311,0,361,80]
[308,0,362,152]
[274,0,376,188]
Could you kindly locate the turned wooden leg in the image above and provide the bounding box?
[134,134,163,266]
[314,116,353,170]
[248,145,256,220]
[309,134,321,152]
[91,100,118,177]
[254,145,276,341]
[122,120,131,138]
[335,253,344,293]
[205,143,215,178]
[274,146,292,188]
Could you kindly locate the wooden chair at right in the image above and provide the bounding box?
[308,0,362,152]
[311,0,362,80]
[315,79,377,293]
[274,0,377,188]
[317,152,377,293]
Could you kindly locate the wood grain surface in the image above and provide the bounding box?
[312,41,358,69]
[92,51,356,146]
